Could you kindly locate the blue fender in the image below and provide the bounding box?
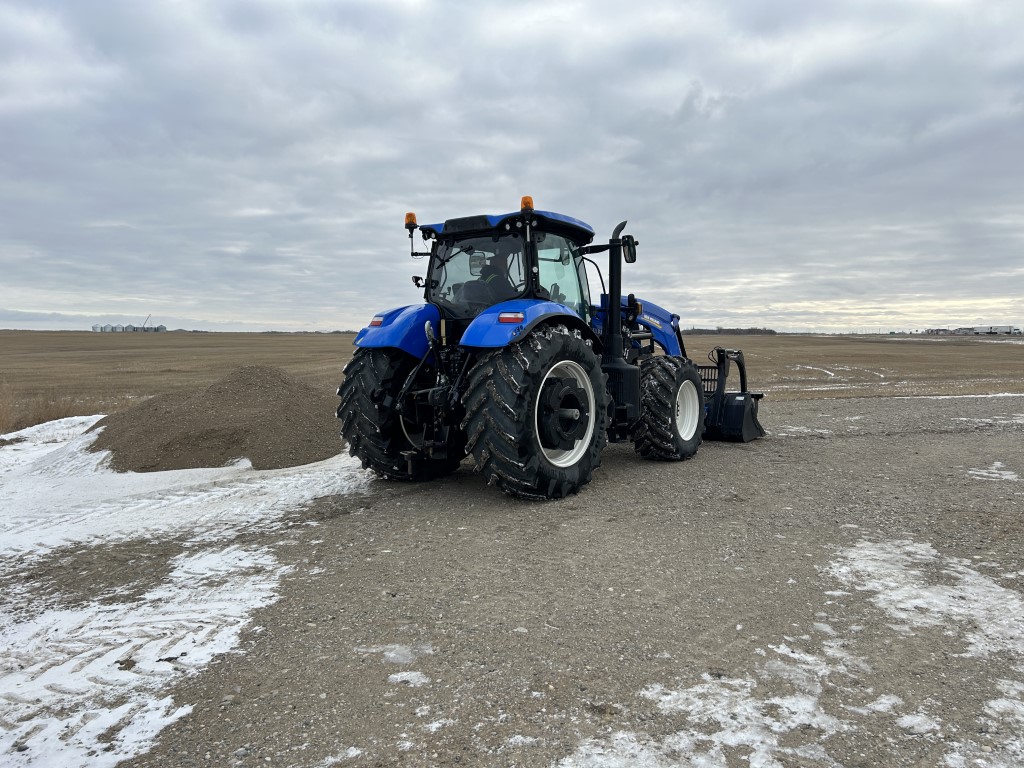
[353,304,441,359]
[460,299,596,349]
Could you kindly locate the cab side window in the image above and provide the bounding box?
[535,233,590,319]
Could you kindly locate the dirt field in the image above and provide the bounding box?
[2,330,1022,433]
[0,331,350,433]
[2,331,1023,767]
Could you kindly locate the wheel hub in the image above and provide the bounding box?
[537,377,591,451]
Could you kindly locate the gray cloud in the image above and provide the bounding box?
[1,0,1022,332]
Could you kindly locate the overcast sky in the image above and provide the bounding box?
[2,0,1022,333]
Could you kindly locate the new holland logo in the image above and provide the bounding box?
[641,315,663,330]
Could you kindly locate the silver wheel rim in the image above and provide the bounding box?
[535,360,596,468]
[675,379,700,441]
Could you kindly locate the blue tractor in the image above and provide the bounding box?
[338,197,764,500]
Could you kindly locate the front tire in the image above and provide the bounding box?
[462,325,609,500]
[337,348,464,481]
[633,355,704,460]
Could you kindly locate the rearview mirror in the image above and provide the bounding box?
[622,234,638,263]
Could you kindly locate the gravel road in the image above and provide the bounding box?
[36,395,1024,766]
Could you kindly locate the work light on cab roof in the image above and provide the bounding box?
[337,195,765,501]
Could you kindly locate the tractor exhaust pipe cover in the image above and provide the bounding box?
[601,220,640,436]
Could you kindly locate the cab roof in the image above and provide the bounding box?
[420,209,595,245]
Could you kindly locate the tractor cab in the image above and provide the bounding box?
[410,198,596,325]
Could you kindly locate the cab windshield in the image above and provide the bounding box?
[428,233,526,318]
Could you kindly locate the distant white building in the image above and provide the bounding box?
[92,320,169,332]
[950,325,1021,336]
[973,325,1018,335]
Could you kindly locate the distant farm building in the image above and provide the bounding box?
[92,323,167,332]
[928,326,1022,336]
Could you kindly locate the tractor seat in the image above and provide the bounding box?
[458,280,492,304]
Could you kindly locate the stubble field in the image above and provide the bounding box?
[2,329,1023,767]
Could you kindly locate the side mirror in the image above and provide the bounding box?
[622,234,638,264]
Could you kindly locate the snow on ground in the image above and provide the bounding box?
[0,417,368,767]
[771,425,833,438]
[6,418,1024,766]
[956,414,1024,427]
[559,639,857,767]
[0,417,367,559]
[830,540,1024,766]
[560,539,1024,767]
[790,365,836,377]
[968,462,1021,482]
[895,393,1024,400]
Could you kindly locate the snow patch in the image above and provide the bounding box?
[895,393,1024,400]
[563,539,1024,767]
[829,540,1024,659]
[0,422,369,561]
[772,425,833,438]
[829,539,1024,764]
[0,417,369,766]
[897,712,941,734]
[954,413,1024,427]
[388,671,430,687]
[322,747,363,765]
[355,643,433,664]
[792,365,836,377]
[560,641,850,767]
[968,461,1020,482]
[507,734,539,746]
[0,546,287,766]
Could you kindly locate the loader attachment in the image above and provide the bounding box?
[698,347,766,442]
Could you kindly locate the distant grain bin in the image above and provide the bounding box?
[92,320,167,332]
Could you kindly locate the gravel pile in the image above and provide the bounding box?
[89,365,342,472]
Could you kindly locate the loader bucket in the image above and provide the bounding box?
[697,347,766,443]
[706,391,765,442]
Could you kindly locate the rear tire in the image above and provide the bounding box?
[337,348,464,481]
[462,325,609,499]
[633,355,704,460]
